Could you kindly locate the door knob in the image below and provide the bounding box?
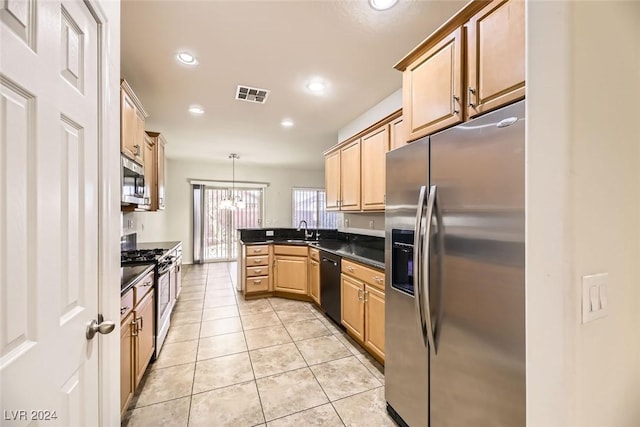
[86,317,116,340]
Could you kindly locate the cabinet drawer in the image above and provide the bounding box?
[309,248,320,262]
[274,245,309,256]
[245,276,269,293]
[247,245,268,256]
[121,289,134,322]
[247,255,269,266]
[342,259,385,290]
[246,266,269,277]
[134,271,154,305]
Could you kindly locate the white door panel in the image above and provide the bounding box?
[1,0,101,425]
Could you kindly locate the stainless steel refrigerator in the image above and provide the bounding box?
[385,100,525,427]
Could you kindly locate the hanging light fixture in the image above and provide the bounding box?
[221,153,245,210]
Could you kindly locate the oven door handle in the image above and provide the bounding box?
[158,266,171,275]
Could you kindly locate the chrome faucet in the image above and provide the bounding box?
[297,220,314,239]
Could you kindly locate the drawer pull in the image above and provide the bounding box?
[143,280,152,287]
[253,249,262,253]
[120,306,129,315]
[255,269,262,274]
[347,266,354,272]
[254,259,261,263]
[253,280,262,284]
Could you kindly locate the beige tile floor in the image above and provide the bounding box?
[122,262,394,427]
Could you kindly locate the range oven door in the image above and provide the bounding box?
[155,262,172,357]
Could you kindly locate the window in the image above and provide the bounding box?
[292,188,338,228]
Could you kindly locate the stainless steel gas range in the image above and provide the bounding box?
[121,236,182,358]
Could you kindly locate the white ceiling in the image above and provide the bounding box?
[121,0,466,169]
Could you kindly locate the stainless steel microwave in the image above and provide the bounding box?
[121,155,146,206]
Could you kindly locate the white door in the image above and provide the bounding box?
[1,0,103,425]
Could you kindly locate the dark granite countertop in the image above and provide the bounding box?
[121,264,154,295]
[136,241,182,252]
[239,229,384,270]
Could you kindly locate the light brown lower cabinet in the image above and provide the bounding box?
[341,274,365,342]
[364,285,385,361]
[273,253,308,295]
[309,258,320,305]
[120,272,155,418]
[340,261,386,362]
[120,311,134,417]
[134,291,155,387]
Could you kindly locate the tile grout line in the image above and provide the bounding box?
[272,299,346,425]
[185,265,209,427]
[238,293,268,425]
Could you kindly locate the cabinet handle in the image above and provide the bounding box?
[468,87,476,108]
[347,266,354,273]
[273,259,276,269]
[364,290,369,303]
[254,249,262,253]
[358,289,363,301]
[130,320,138,336]
[135,316,143,331]
[133,144,141,156]
[254,280,262,284]
[120,306,129,315]
[254,259,261,264]
[255,269,262,274]
[143,280,152,287]
[452,95,460,114]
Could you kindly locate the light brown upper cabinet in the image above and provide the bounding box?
[140,134,154,211]
[395,0,524,140]
[145,131,167,211]
[325,150,341,211]
[389,116,407,151]
[466,0,525,117]
[361,125,389,210]
[323,109,400,212]
[120,80,148,166]
[339,140,361,211]
[402,27,464,142]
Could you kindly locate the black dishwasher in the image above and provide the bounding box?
[319,250,342,325]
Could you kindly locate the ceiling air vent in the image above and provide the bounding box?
[235,85,270,104]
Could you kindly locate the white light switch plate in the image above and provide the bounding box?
[582,273,609,324]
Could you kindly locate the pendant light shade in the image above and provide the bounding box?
[222,153,244,210]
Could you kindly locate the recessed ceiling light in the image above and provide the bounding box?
[177,51,198,65]
[281,118,294,128]
[306,81,326,93]
[188,105,204,114]
[369,0,398,11]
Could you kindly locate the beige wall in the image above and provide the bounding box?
[124,158,324,263]
[527,1,640,425]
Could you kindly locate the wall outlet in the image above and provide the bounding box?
[266,230,274,237]
[582,273,609,324]
[345,219,350,227]
[369,220,374,229]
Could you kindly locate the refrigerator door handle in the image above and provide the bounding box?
[423,185,438,355]
[413,185,428,347]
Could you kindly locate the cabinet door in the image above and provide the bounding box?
[341,274,365,341]
[157,136,166,210]
[340,140,361,211]
[467,0,525,118]
[390,116,407,151]
[274,255,308,295]
[403,27,463,141]
[325,150,340,211]
[309,258,320,305]
[120,313,134,416]
[120,91,137,160]
[365,285,385,361]
[361,126,389,210]
[134,110,145,166]
[134,291,155,388]
[141,135,154,210]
